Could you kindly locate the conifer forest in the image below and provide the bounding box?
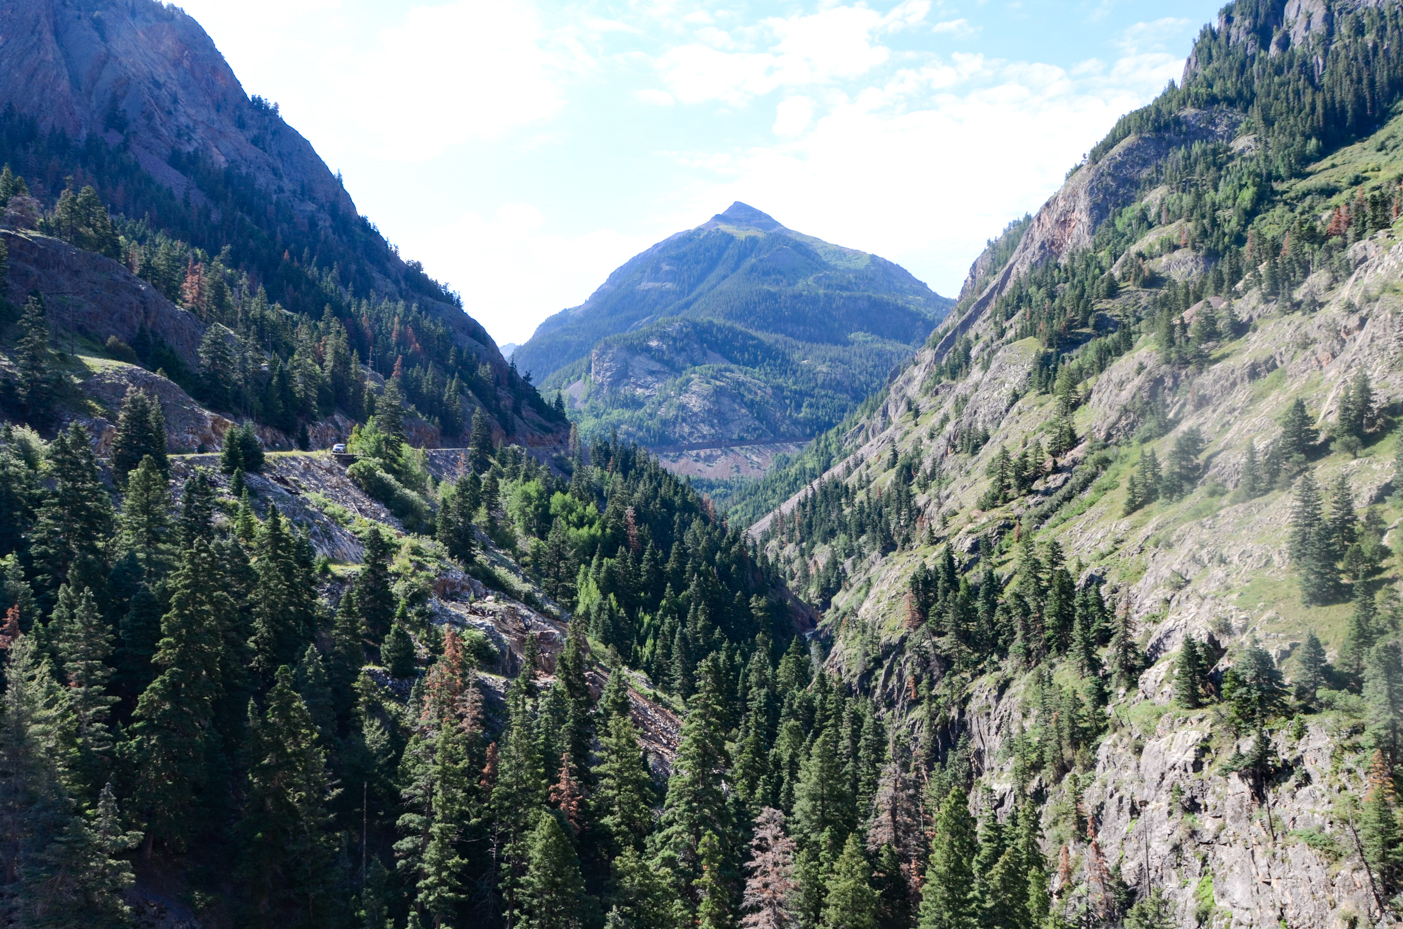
[4,1,1403,928]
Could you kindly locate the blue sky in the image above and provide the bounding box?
[175,0,1224,346]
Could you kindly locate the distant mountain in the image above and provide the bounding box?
[517,202,952,449]
[499,342,519,359]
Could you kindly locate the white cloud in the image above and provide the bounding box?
[1117,18,1195,55]
[882,0,933,32]
[656,44,1183,296]
[654,5,893,104]
[399,205,660,345]
[180,0,572,163]
[774,96,815,137]
[931,18,976,37]
[636,88,676,105]
[348,2,569,161]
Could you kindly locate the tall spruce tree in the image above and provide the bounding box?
[1174,637,1208,709]
[654,655,735,883]
[822,832,877,929]
[918,788,978,929]
[110,388,169,483]
[0,634,136,926]
[1295,630,1331,706]
[1363,641,1403,774]
[28,424,114,604]
[1280,399,1318,460]
[123,538,236,850]
[358,526,397,642]
[250,507,318,680]
[15,295,56,421]
[523,812,587,929]
[1289,472,1338,605]
[469,408,495,475]
[595,692,654,851]
[237,667,340,927]
[48,584,117,792]
[694,830,733,929]
[118,454,173,579]
[1360,751,1402,904]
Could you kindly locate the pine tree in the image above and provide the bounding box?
[123,538,236,850]
[436,474,476,563]
[917,788,978,929]
[1360,750,1403,905]
[358,526,397,641]
[116,584,164,705]
[0,635,136,926]
[1295,630,1331,706]
[397,638,482,929]
[494,675,548,925]
[1222,644,1287,734]
[375,379,408,459]
[470,408,495,475]
[1234,439,1262,501]
[0,430,37,559]
[1289,471,1338,605]
[198,324,237,411]
[15,295,55,419]
[1327,474,1358,554]
[741,808,800,929]
[1340,586,1379,687]
[48,584,117,792]
[1161,428,1203,501]
[793,723,853,850]
[111,388,169,483]
[1279,399,1318,460]
[822,832,877,929]
[1363,641,1403,773]
[118,454,173,579]
[655,655,735,881]
[523,812,587,929]
[222,422,266,474]
[28,424,114,603]
[1174,637,1207,709]
[294,644,337,747]
[1340,370,1375,439]
[695,830,733,929]
[237,667,340,927]
[382,623,416,678]
[596,699,655,851]
[1108,601,1140,691]
[548,751,584,835]
[867,738,924,893]
[250,506,318,680]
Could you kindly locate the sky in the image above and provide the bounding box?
[173,0,1224,347]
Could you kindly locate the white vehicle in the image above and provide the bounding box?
[331,443,347,454]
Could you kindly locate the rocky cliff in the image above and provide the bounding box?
[743,2,1403,924]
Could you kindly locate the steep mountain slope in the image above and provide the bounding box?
[0,0,561,443]
[518,202,952,452]
[741,1,1403,924]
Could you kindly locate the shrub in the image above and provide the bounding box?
[348,458,432,533]
[105,335,138,363]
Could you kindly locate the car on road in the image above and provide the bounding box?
[331,443,347,453]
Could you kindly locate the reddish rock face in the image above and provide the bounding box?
[0,0,352,216]
[3,229,204,366]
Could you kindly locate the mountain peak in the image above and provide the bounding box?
[710,201,785,231]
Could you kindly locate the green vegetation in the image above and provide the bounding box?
[520,204,951,448]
